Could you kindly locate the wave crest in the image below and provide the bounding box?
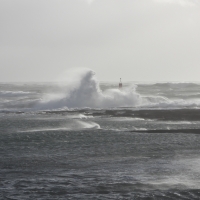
[37,69,141,110]
[0,91,31,97]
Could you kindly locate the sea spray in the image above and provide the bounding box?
[18,120,100,132]
[36,68,142,110]
[36,68,200,111]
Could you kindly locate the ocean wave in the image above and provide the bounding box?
[140,82,200,87]
[18,120,100,132]
[36,68,141,110]
[0,91,32,97]
[143,98,200,109]
[107,117,145,121]
[67,114,93,119]
[2,69,200,112]
[31,68,200,111]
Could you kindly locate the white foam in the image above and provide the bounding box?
[0,91,31,97]
[36,68,141,110]
[163,121,193,125]
[19,120,100,132]
[34,68,200,110]
[78,121,100,129]
[142,97,200,109]
[108,117,145,121]
[67,114,93,119]
[19,127,70,133]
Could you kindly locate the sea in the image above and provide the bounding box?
[1,69,200,199]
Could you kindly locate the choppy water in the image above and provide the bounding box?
[1,71,200,199]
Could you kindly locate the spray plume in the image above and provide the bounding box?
[37,68,141,110]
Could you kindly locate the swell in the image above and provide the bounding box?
[31,108,200,122]
[0,91,32,97]
[140,82,200,88]
[131,128,200,134]
[83,108,200,121]
[1,69,200,112]
[35,69,200,111]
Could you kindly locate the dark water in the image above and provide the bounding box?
[1,80,200,199]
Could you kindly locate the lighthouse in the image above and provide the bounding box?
[119,78,122,89]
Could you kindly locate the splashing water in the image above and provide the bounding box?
[37,68,141,110]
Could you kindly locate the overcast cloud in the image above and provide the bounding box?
[154,0,199,6]
[0,0,200,82]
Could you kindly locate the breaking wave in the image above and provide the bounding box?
[141,82,200,88]
[35,68,200,110]
[19,120,100,132]
[36,68,142,110]
[0,91,32,97]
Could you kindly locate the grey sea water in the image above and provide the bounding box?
[1,76,200,199]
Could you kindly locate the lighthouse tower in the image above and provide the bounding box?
[119,78,122,89]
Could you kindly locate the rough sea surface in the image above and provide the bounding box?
[1,71,200,199]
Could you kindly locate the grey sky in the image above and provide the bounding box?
[0,0,200,82]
